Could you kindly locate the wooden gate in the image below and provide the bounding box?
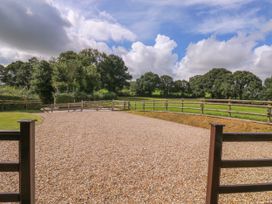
[206,124,272,204]
[0,120,35,203]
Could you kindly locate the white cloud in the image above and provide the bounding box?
[175,35,255,79]
[0,0,136,64]
[118,35,178,78]
[254,45,272,79]
[196,10,264,34]
[137,0,251,7]
[64,9,136,42]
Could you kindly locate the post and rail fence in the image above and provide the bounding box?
[0,120,35,204]
[206,124,272,204]
[5,98,269,123]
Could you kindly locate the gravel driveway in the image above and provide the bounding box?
[1,111,272,203]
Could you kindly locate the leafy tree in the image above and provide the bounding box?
[202,68,233,98]
[232,71,263,99]
[263,76,272,100]
[98,54,132,92]
[0,64,5,84]
[1,60,35,89]
[136,72,160,96]
[79,48,105,66]
[189,75,205,97]
[160,75,174,96]
[32,60,55,104]
[173,80,191,97]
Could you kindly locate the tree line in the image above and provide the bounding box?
[135,68,272,100]
[0,48,272,103]
[0,49,131,103]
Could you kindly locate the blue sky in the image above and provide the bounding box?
[0,0,272,79]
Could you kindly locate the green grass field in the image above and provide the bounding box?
[0,112,41,130]
[120,97,269,122]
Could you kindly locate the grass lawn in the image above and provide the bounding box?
[0,112,41,130]
[120,97,269,122]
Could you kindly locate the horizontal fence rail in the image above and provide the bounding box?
[0,120,35,204]
[128,99,272,123]
[42,100,130,112]
[206,124,272,204]
[39,98,272,123]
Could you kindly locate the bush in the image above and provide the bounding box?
[0,86,38,100]
[55,93,75,103]
[93,89,117,100]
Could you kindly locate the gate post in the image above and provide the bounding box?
[19,120,35,204]
[206,124,224,204]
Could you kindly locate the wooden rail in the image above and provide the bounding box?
[130,99,272,123]
[42,100,130,112]
[0,120,35,204]
[206,124,272,204]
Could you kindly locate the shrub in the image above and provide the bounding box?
[93,89,117,100]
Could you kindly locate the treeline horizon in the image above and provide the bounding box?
[0,48,272,103]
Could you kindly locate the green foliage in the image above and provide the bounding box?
[136,72,160,96]
[263,76,272,100]
[189,75,205,97]
[173,80,191,97]
[98,54,132,92]
[201,68,233,98]
[32,60,55,104]
[55,93,75,103]
[160,75,174,96]
[0,86,38,100]
[232,71,263,99]
[93,89,117,100]
[1,60,35,89]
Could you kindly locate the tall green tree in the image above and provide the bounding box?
[189,75,205,97]
[159,75,174,96]
[173,80,191,97]
[136,72,160,96]
[98,54,132,92]
[0,64,5,84]
[32,60,55,104]
[1,61,34,89]
[263,76,272,100]
[202,68,233,98]
[232,71,263,99]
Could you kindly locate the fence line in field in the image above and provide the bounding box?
[130,99,272,123]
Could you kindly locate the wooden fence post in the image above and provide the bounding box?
[128,101,131,110]
[123,101,126,110]
[153,100,155,111]
[206,124,224,204]
[19,120,35,204]
[134,101,137,110]
[228,98,232,117]
[81,100,84,112]
[201,99,204,114]
[165,100,168,111]
[112,100,114,111]
[267,105,272,123]
[142,101,145,112]
[181,99,184,112]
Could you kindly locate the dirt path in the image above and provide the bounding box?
[1,111,272,203]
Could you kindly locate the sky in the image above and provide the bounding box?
[0,0,272,80]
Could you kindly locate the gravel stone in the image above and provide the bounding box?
[1,111,272,203]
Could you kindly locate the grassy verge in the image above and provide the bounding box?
[130,111,272,132]
[0,112,42,130]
